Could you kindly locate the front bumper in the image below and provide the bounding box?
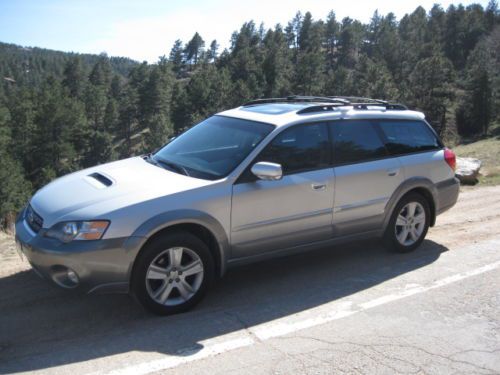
[15,213,144,294]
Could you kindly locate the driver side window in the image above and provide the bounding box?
[257,123,330,175]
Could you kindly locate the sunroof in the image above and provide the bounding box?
[241,103,310,115]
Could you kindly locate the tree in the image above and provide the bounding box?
[337,17,364,67]
[228,21,265,99]
[295,12,325,95]
[207,40,219,62]
[62,56,85,98]
[116,86,139,158]
[285,11,302,64]
[142,60,175,150]
[262,25,292,97]
[444,4,468,68]
[89,53,112,87]
[409,55,455,134]
[184,32,205,66]
[485,0,500,30]
[325,11,339,69]
[169,39,185,77]
[456,34,497,136]
[352,56,399,99]
[0,102,31,228]
[31,77,87,183]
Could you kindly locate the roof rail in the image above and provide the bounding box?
[242,95,408,113]
[296,102,408,115]
[243,95,350,106]
[327,96,389,104]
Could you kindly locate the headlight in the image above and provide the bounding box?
[45,221,110,242]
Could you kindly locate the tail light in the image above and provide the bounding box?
[444,148,456,171]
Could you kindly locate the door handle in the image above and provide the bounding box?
[312,183,326,191]
[387,168,399,177]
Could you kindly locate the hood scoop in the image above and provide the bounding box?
[85,172,114,189]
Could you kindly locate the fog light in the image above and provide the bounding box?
[67,269,79,284]
[51,265,80,288]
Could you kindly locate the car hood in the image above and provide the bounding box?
[30,157,215,228]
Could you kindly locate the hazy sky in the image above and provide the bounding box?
[0,0,491,62]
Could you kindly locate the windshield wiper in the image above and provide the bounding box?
[152,156,190,177]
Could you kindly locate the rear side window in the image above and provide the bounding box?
[330,121,387,165]
[378,120,441,155]
[258,123,330,175]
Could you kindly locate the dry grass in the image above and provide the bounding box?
[453,135,500,186]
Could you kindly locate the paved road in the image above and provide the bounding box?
[0,186,499,375]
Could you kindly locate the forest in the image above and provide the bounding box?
[0,2,499,227]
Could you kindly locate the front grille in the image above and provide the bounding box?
[25,204,43,233]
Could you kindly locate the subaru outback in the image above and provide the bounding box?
[15,96,459,315]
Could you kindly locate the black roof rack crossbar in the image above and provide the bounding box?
[296,102,408,114]
[242,95,408,113]
[243,95,350,106]
[327,96,390,104]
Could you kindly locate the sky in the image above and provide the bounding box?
[0,0,492,63]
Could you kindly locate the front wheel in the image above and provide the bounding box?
[131,231,214,315]
[384,193,430,253]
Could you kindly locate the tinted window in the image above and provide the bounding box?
[258,123,330,175]
[154,116,274,180]
[330,121,387,164]
[378,120,441,155]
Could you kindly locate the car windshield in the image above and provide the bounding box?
[153,115,274,180]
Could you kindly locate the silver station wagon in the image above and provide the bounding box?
[15,96,459,315]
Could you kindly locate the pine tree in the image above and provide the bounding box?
[62,56,86,98]
[169,39,185,77]
[89,53,112,86]
[457,36,497,136]
[207,40,219,62]
[337,17,364,68]
[142,61,175,150]
[116,86,139,158]
[295,12,325,95]
[185,32,205,67]
[325,11,339,69]
[27,77,85,185]
[262,25,292,97]
[409,54,455,134]
[0,101,32,217]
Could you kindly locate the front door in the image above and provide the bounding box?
[231,123,334,258]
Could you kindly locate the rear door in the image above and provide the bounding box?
[376,120,447,183]
[330,120,404,236]
[231,123,334,258]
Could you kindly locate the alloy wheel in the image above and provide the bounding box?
[394,202,426,246]
[145,247,204,306]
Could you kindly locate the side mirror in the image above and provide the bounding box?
[251,162,283,181]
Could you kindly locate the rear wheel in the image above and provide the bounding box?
[132,231,214,315]
[384,193,430,253]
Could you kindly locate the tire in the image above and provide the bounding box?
[384,193,430,253]
[131,231,214,315]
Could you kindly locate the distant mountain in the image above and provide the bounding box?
[0,41,139,87]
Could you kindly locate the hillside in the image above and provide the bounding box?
[0,2,499,228]
[0,41,139,87]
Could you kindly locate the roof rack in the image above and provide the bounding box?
[297,102,407,114]
[243,96,350,106]
[242,95,407,113]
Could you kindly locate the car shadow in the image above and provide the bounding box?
[0,239,447,373]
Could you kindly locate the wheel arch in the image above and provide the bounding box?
[127,210,229,283]
[383,178,438,233]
